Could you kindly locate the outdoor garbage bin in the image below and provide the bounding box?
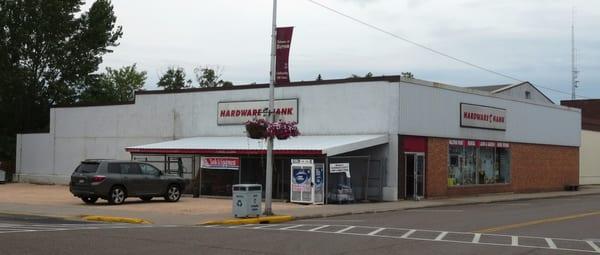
[232,184,262,218]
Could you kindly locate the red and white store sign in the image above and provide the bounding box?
[460,103,506,131]
[200,157,240,170]
[449,139,510,148]
[217,99,298,125]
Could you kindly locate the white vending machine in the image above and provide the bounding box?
[290,159,324,204]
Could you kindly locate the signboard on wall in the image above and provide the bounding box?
[329,163,350,178]
[200,157,240,170]
[449,139,510,148]
[217,99,298,125]
[460,103,506,131]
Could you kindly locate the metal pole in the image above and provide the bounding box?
[264,0,277,216]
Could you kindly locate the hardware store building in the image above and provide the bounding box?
[15,76,581,201]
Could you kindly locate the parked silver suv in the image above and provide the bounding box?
[69,160,185,205]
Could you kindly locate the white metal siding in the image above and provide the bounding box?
[398,82,580,147]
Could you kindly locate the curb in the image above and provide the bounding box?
[82,215,152,224]
[201,215,293,225]
[292,190,600,220]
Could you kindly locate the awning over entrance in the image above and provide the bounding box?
[126,135,388,156]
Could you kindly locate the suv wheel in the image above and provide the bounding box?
[164,185,181,202]
[108,186,126,205]
[81,196,98,204]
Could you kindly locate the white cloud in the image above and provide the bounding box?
[85,0,600,101]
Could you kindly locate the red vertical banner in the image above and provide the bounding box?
[275,27,293,84]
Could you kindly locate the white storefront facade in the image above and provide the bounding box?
[16,76,581,201]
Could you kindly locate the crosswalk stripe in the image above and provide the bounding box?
[367,228,386,236]
[472,233,482,243]
[511,236,519,246]
[586,241,600,252]
[308,225,330,232]
[280,224,303,230]
[545,238,557,249]
[401,229,416,238]
[435,232,448,241]
[209,223,600,254]
[335,226,355,234]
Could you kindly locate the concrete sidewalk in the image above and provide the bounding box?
[1,183,599,225]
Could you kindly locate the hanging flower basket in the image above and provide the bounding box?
[245,119,269,139]
[267,121,300,140]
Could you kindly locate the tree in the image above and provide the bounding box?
[401,72,414,79]
[348,72,374,78]
[0,0,122,161]
[194,67,233,88]
[157,67,191,90]
[79,64,147,103]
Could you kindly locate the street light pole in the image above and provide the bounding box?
[264,0,277,216]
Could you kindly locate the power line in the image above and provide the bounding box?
[306,0,593,99]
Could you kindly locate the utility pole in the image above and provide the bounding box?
[571,7,579,100]
[264,0,277,216]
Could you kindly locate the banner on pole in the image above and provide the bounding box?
[276,27,294,84]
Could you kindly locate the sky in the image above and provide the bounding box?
[84,0,600,102]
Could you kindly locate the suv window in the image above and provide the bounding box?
[75,162,99,173]
[108,163,121,174]
[121,163,142,175]
[140,164,160,176]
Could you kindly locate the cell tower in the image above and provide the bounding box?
[571,7,579,100]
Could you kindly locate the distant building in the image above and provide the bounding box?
[561,99,600,185]
[15,76,580,202]
[469,82,554,105]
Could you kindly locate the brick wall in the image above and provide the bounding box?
[425,137,579,198]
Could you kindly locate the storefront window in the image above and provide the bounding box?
[448,141,510,186]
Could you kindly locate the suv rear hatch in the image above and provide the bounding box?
[70,162,100,187]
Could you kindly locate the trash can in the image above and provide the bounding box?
[232,184,262,218]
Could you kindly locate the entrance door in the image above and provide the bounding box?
[405,153,425,200]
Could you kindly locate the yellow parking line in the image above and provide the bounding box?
[476,211,600,233]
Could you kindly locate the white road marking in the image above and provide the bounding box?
[335,226,355,233]
[435,231,448,241]
[207,224,600,254]
[367,228,386,236]
[545,238,557,249]
[0,222,166,235]
[253,224,279,229]
[407,209,464,213]
[301,219,364,222]
[401,229,416,238]
[587,241,600,252]
[280,224,303,230]
[308,225,330,232]
[511,236,519,246]
[472,233,482,243]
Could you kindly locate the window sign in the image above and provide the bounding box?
[218,99,298,125]
[200,157,240,170]
[460,103,506,131]
[329,163,350,178]
[448,139,510,186]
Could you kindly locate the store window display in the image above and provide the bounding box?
[448,140,510,186]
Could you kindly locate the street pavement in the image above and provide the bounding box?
[2,183,600,225]
[1,194,600,255]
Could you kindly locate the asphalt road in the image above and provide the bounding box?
[1,194,600,255]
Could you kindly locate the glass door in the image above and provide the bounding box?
[405,153,425,200]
